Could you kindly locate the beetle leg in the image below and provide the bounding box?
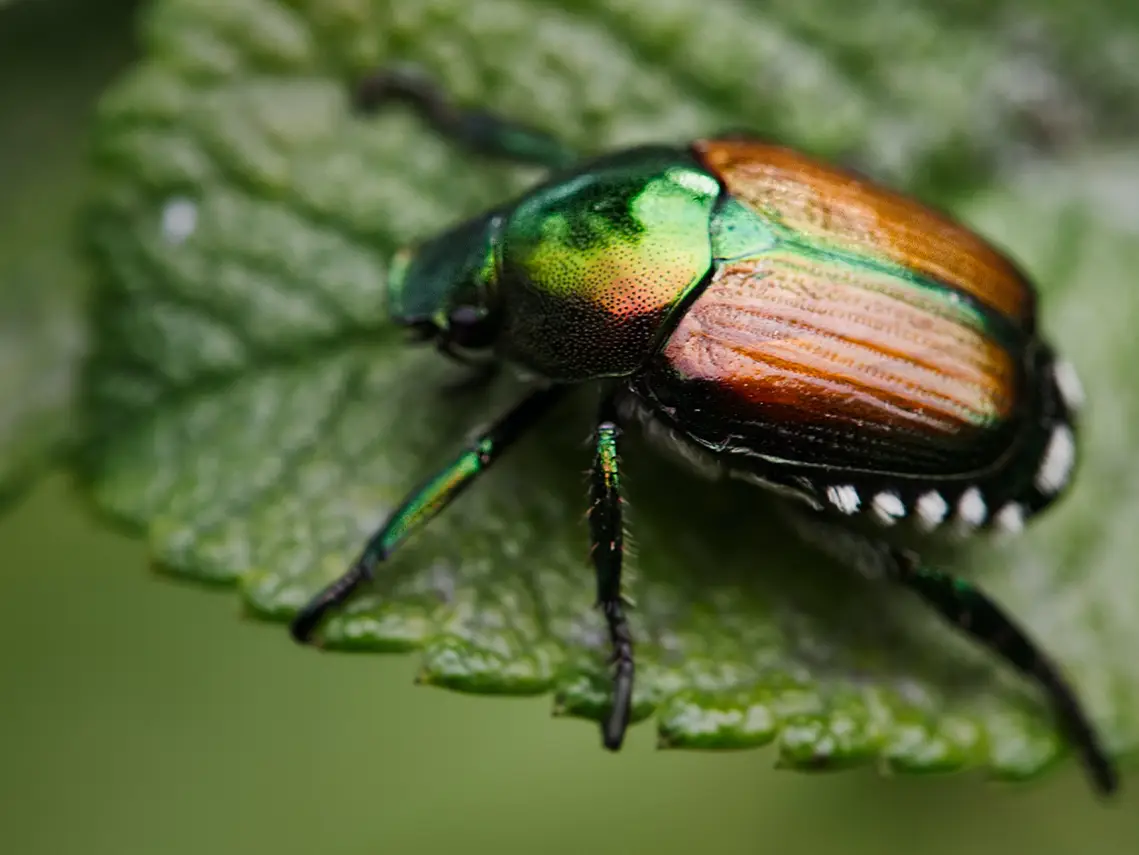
[290,384,566,644]
[782,508,1117,795]
[886,548,1117,795]
[352,66,578,170]
[589,396,635,750]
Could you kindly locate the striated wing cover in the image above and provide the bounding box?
[693,138,1037,328]
[644,252,1029,476]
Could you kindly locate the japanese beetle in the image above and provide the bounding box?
[291,68,1116,795]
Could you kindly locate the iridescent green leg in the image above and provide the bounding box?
[290,385,565,644]
[590,398,634,749]
[888,549,1117,795]
[785,509,1116,794]
[353,66,578,169]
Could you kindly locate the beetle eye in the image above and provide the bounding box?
[447,304,496,349]
[449,305,483,327]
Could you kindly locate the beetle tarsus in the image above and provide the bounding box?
[601,601,635,750]
[353,65,435,114]
[290,561,373,644]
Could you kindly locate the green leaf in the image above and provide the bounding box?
[80,0,1139,784]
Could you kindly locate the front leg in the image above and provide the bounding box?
[590,396,635,749]
[353,66,578,170]
[291,384,565,644]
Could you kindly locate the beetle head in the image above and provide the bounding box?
[387,211,502,361]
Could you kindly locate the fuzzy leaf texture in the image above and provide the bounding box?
[79,0,1139,783]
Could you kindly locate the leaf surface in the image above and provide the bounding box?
[80,0,1139,783]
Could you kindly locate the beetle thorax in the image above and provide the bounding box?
[491,147,721,382]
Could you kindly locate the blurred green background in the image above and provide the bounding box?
[3,1,1139,853]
